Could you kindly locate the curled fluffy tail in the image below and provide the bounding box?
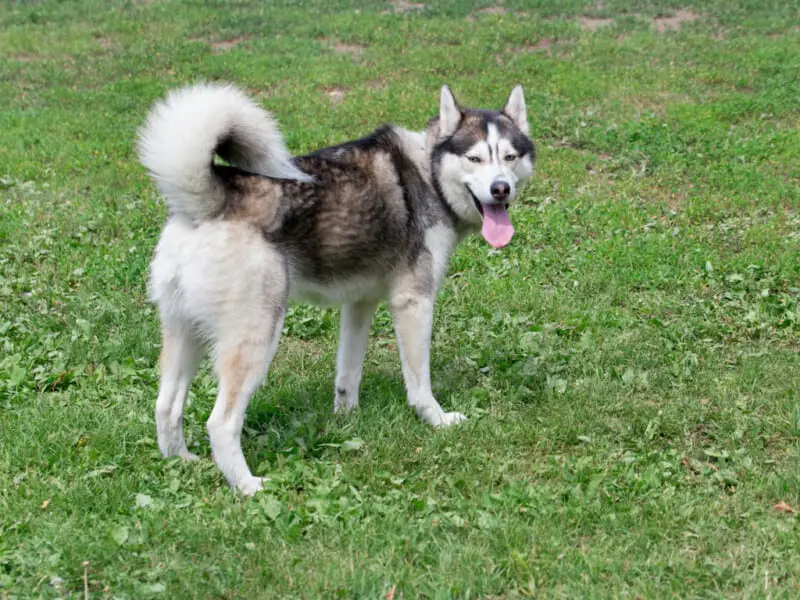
[137,83,311,220]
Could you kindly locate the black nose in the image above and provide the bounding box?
[490,180,510,201]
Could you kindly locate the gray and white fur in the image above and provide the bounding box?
[139,82,534,495]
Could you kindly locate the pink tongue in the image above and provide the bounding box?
[480,203,514,248]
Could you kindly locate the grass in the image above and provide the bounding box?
[1,0,799,597]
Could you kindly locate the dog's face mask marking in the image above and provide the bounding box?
[433,85,535,248]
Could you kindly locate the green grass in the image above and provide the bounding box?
[1,0,799,597]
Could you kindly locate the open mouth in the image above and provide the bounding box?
[465,185,509,216]
[465,185,485,215]
[464,185,514,248]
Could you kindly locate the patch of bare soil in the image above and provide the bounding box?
[324,87,345,104]
[509,38,554,56]
[211,37,248,54]
[530,37,554,53]
[321,38,365,62]
[384,0,425,14]
[333,42,364,56]
[620,90,692,119]
[653,9,698,33]
[10,54,42,62]
[94,36,114,50]
[367,77,389,90]
[246,84,282,101]
[578,16,614,31]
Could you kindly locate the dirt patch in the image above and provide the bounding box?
[246,84,282,101]
[321,38,365,62]
[653,9,699,33]
[578,16,614,31]
[211,36,249,54]
[10,54,42,63]
[384,0,425,14]
[478,6,506,15]
[531,37,553,52]
[94,36,114,50]
[509,38,554,56]
[367,77,389,90]
[324,87,345,104]
[332,42,364,56]
[620,90,693,116]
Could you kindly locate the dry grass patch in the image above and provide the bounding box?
[321,38,366,62]
[324,87,346,104]
[9,54,43,62]
[653,10,699,33]
[94,36,114,50]
[478,6,506,15]
[212,36,249,54]
[384,0,425,14]
[578,16,614,31]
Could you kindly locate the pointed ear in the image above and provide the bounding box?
[439,85,462,137]
[503,84,529,136]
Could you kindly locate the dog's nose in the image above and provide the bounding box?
[490,180,510,201]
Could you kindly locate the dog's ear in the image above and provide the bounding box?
[503,85,529,136]
[439,85,462,137]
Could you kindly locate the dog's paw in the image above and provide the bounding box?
[179,450,200,462]
[333,397,358,415]
[238,476,265,497]
[436,411,468,427]
[334,386,359,415]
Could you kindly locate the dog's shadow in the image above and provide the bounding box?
[205,341,545,468]
[239,368,412,461]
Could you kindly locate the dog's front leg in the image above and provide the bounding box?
[389,292,466,427]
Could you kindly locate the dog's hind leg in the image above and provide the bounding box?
[155,322,203,460]
[206,305,285,496]
[334,300,378,414]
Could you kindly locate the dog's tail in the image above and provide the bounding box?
[137,83,312,221]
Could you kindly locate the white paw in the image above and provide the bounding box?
[333,399,358,414]
[238,476,264,497]
[334,387,358,414]
[179,451,200,462]
[436,411,468,427]
[416,402,468,427]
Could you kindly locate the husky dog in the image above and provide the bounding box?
[138,83,534,494]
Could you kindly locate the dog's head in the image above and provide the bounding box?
[429,85,534,248]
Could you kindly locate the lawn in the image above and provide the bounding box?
[1,0,799,597]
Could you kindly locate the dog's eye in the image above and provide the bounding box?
[504,154,517,162]
[467,156,481,163]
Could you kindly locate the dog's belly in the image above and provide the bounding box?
[288,272,388,307]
